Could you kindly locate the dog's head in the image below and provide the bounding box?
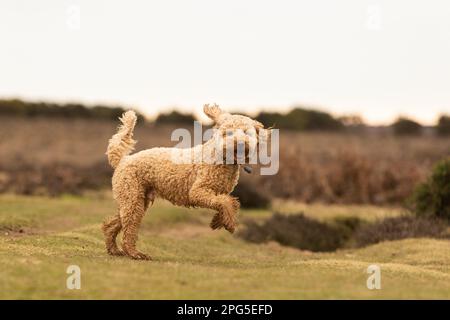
[204,104,269,164]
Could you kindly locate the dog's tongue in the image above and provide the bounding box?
[243,166,253,174]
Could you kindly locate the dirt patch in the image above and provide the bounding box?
[0,226,37,237]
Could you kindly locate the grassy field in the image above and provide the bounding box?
[1,193,450,299]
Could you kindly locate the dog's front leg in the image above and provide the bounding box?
[188,187,240,233]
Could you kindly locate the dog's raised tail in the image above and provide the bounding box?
[106,110,137,169]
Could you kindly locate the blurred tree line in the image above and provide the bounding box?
[392,116,450,136]
[155,110,196,125]
[1,99,449,135]
[255,107,344,131]
[0,99,145,122]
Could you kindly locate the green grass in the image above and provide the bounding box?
[1,193,450,299]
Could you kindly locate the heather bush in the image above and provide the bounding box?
[354,216,448,247]
[238,213,448,251]
[238,213,343,252]
[410,158,450,220]
[231,180,270,209]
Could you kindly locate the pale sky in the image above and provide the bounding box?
[1,0,450,124]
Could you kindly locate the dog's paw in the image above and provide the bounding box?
[123,248,152,260]
[224,219,237,234]
[224,224,236,234]
[107,248,125,256]
[210,213,224,230]
[128,251,152,261]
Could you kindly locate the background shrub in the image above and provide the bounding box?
[410,158,450,220]
[231,180,270,209]
[255,111,285,128]
[353,216,448,247]
[392,117,422,136]
[239,213,448,251]
[256,107,344,131]
[437,115,450,136]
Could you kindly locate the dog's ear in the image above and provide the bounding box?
[257,125,272,144]
[203,104,223,123]
[253,121,264,130]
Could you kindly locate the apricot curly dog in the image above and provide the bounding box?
[102,104,266,260]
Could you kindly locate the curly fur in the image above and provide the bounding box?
[103,104,264,260]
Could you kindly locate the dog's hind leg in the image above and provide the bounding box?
[102,212,124,256]
[118,188,151,260]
